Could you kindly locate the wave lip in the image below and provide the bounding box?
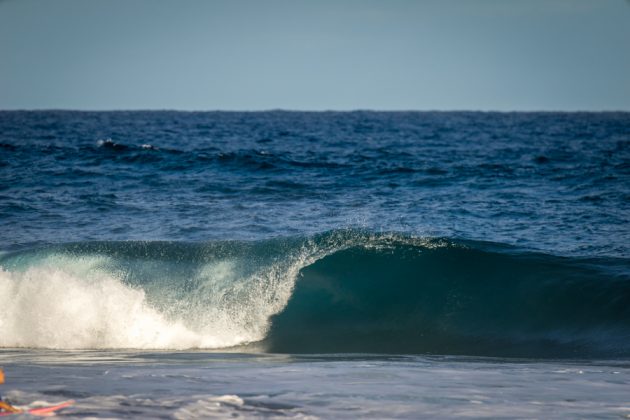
[1,232,629,358]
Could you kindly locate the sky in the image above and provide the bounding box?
[1,0,629,111]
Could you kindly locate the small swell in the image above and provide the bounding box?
[96,139,130,151]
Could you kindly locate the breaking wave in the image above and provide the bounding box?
[0,231,628,357]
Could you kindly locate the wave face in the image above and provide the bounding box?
[1,232,629,357]
[267,240,630,357]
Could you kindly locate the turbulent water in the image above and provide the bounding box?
[1,111,629,418]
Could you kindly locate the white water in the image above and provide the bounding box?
[0,256,202,349]
[0,250,315,350]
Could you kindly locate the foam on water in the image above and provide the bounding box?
[0,257,200,349]
[0,238,332,350]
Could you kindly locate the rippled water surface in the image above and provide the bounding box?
[2,111,628,255]
[2,351,630,419]
[1,111,629,418]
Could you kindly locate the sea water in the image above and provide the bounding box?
[0,111,629,418]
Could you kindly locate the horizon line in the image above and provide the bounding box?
[1,108,629,113]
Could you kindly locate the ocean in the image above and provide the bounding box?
[1,111,629,418]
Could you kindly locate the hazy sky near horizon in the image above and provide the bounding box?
[1,0,629,111]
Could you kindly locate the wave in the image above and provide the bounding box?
[267,240,630,357]
[1,231,628,357]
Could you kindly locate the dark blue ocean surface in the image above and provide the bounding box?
[0,111,629,357]
[1,111,628,255]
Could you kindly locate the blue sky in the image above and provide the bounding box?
[1,0,629,111]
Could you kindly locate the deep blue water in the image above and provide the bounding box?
[1,111,630,417]
[2,111,628,255]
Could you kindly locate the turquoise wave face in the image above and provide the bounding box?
[1,231,628,357]
[267,241,630,357]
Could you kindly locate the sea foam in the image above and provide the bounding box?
[0,257,201,349]
[0,242,321,350]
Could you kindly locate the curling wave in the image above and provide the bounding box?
[0,231,628,357]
